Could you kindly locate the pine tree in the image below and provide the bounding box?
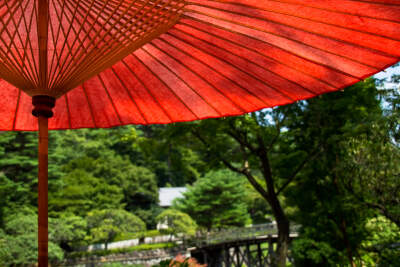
[175,170,251,230]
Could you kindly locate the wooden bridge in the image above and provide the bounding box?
[186,224,299,267]
[62,223,298,267]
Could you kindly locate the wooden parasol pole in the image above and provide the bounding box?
[33,96,55,267]
[38,115,48,267]
[37,0,50,263]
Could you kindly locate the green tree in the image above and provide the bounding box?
[50,213,87,252]
[288,79,383,266]
[49,167,124,216]
[120,125,207,187]
[91,155,159,223]
[174,170,251,230]
[0,209,63,266]
[156,209,197,236]
[360,216,400,266]
[291,237,338,266]
[86,209,146,250]
[0,174,17,227]
[244,181,272,224]
[339,129,400,228]
[337,78,400,228]
[0,132,38,220]
[167,108,312,266]
[50,151,159,225]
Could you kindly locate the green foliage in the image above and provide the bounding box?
[175,170,251,230]
[51,149,158,224]
[0,209,63,266]
[63,154,158,208]
[50,167,124,216]
[121,125,207,186]
[166,106,318,265]
[360,216,400,266]
[51,213,87,251]
[244,182,272,224]
[291,237,338,267]
[0,125,178,260]
[0,132,38,223]
[134,205,164,230]
[86,209,146,249]
[287,80,384,265]
[156,209,197,236]
[0,174,17,226]
[337,91,400,227]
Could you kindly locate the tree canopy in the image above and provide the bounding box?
[87,209,145,250]
[174,170,251,230]
[156,209,197,236]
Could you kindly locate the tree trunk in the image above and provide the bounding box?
[267,193,290,267]
[275,214,290,267]
[257,135,290,267]
[340,219,356,267]
[198,126,293,266]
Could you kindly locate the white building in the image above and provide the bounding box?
[158,187,187,208]
[157,187,187,230]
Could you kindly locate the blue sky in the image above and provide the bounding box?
[374,64,400,80]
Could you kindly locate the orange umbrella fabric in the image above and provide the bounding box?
[0,1,399,266]
[0,0,399,130]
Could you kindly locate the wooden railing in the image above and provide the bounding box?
[185,223,300,248]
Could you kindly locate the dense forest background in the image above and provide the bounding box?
[0,69,399,266]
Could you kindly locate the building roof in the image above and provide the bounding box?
[159,187,187,207]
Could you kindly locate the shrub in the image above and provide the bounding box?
[156,209,197,236]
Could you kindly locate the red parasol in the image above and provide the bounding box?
[0,1,399,266]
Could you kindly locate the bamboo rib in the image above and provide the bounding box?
[50,0,184,95]
[0,0,185,98]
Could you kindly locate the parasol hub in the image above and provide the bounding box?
[32,95,56,118]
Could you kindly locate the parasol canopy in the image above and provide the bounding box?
[0,0,398,130]
[0,1,399,267]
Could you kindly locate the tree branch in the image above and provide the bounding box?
[345,183,400,228]
[191,129,269,200]
[267,109,289,151]
[255,133,275,197]
[226,121,258,154]
[276,147,322,196]
[363,202,400,228]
